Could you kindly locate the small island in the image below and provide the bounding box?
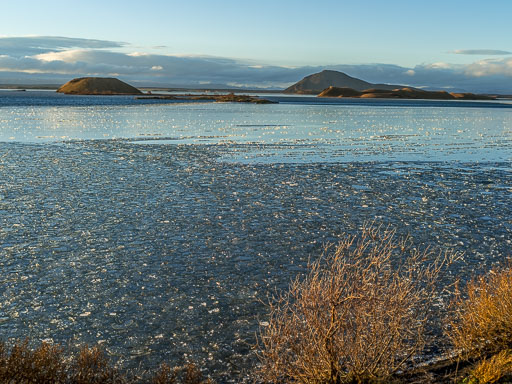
[57,77,143,95]
[137,92,277,104]
[56,77,276,103]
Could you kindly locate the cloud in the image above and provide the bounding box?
[427,62,455,69]
[2,44,310,87]
[465,58,512,77]
[34,49,84,62]
[1,36,512,93]
[452,49,512,55]
[0,36,125,57]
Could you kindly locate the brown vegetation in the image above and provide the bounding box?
[257,225,455,383]
[0,341,126,383]
[317,86,362,97]
[151,362,213,384]
[448,266,512,359]
[0,340,67,383]
[468,350,512,384]
[318,86,496,100]
[0,341,210,383]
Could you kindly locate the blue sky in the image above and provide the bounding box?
[1,0,512,92]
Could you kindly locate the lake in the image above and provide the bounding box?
[0,91,511,381]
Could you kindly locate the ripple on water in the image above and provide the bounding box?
[0,141,510,382]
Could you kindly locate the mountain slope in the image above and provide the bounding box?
[284,70,406,94]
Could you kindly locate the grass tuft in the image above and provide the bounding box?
[69,345,124,383]
[467,350,512,384]
[151,362,212,384]
[152,363,178,384]
[448,266,512,359]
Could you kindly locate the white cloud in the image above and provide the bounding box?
[427,62,454,69]
[1,36,512,93]
[465,58,512,77]
[33,49,84,62]
[0,36,125,57]
[453,49,512,55]
[127,52,149,57]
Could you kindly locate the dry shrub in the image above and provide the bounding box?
[152,363,178,384]
[468,350,512,384]
[151,362,212,384]
[69,345,125,384]
[448,267,512,358]
[0,341,125,383]
[0,339,210,384]
[258,225,454,384]
[0,339,67,383]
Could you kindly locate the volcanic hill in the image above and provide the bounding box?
[57,77,142,95]
[284,70,406,94]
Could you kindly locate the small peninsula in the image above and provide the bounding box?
[57,77,143,95]
[318,86,496,100]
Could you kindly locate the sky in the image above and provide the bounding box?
[1,0,512,92]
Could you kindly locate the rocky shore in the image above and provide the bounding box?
[136,92,277,104]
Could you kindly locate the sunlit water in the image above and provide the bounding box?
[0,91,511,381]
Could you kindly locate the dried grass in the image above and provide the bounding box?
[152,362,212,384]
[468,350,512,384]
[152,363,178,384]
[0,339,67,383]
[257,225,454,384]
[0,340,210,383]
[69,345,125,384]
[448,267,512,359]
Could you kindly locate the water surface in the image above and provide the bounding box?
[0,92,511,381]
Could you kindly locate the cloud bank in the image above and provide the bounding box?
[452,49,512,55]
[0,36,125,57]
[1,36,512,93]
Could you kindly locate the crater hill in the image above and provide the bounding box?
[318,86,496,100]
[57,77,142,95]
[284,70,406,94]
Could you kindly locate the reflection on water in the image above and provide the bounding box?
[0,94,511,381]
[0,96,511,163]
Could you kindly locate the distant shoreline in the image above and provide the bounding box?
[1,85,511,100]
[0,84,283,94]
[136,93,277,104]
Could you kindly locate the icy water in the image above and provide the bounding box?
[0,91,511,381]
